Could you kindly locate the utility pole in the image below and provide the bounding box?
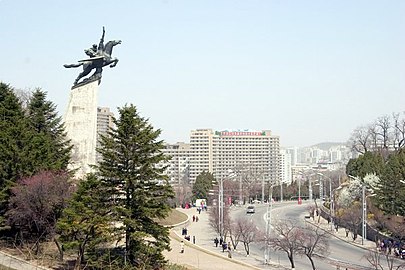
[261,175,265,203]
[362,185,366,245]
[239,174,242,205]
[265,185,273,264]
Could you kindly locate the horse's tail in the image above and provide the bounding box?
[63,63,83,68]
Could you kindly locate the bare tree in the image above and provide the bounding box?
[365,249,405,270]
[174,178,192,207]
[268,220,302,269]
[13,87,33,109]
[349,112,405,155]
[392,112,405,149]
[6,171,73,256]
[298,225,330,270]
[340,202,362,241]
[225,216,242,250]
[234,217,261,256]
[349,125,371,154]
[208,203,230,238]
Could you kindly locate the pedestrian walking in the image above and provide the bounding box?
[193,235,195,244]
[214,237,219,247]
[195,216,199,222]
[192,215,195,222]
[222,242,227,252]
[219,237,223,246]
[180,241,184,253]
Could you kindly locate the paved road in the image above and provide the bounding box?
[235,201,405,270]
[163,202,405,270]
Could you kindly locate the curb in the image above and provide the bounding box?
[0,250,52,270]
[305,218,375,252]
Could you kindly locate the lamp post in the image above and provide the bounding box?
[239,174,243,205]
[210,179,224,238]
[264,184,274,264]
[348,174,375,245]
[298,175,301,204]
[318,173,333,231]
[298,171,313,201]
[219,177,224,238]
[261,175,265,204]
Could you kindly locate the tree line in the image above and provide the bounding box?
[0,82,174,270]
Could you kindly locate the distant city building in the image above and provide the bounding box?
[188,129,281,183]
[286,147,298,166]
[280,149,292,185]
[162,142,190,185]
[96,107,114,163]
[294,143,352,169]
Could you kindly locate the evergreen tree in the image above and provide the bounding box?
[26,89,72,171]
[0,83,32,224]
[375,150,405,216]
[96,104,174,269]
[192,171,215,202]
[57,173,113,269]
[346,151,384,178]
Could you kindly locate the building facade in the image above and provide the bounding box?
[280,149,292,185]
[162,142,190,185]
[188,129,281,183]
[96,107,114,163]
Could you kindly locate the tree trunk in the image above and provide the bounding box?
[288,254,295,269]
[74,247,84,270]
[243,243,250,256]
[53,238,63,261]
[307,254,316,270]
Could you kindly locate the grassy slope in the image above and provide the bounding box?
[158,209,188,226]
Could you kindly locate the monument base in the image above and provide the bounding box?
[64,79,99,179]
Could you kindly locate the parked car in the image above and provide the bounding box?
[246,205,255,214]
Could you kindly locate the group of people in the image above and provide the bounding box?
[180,227,197,253]
[377,239,405,259]
[214,237,232,258]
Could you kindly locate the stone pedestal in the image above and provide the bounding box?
[64,79,99,179]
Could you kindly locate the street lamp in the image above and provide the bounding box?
[264,184,275,264]
[298,175,301,204]
[317,173,333,231]
[348,174,374,245]
[219,178,223,238]
[209,178,224,238]
[298,171,314,201]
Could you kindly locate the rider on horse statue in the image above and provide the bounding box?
[64,27,121,86]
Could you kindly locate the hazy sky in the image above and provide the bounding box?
[1,0,404,147]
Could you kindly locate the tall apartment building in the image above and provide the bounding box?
[189,129,280,183]
[162,142,190,185]
[280,149,292,185]
[96,107,114,163]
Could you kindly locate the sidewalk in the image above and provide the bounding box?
[305,214,376,250]
[164,207,282,270]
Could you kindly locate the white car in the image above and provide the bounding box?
[246,205,255,214]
